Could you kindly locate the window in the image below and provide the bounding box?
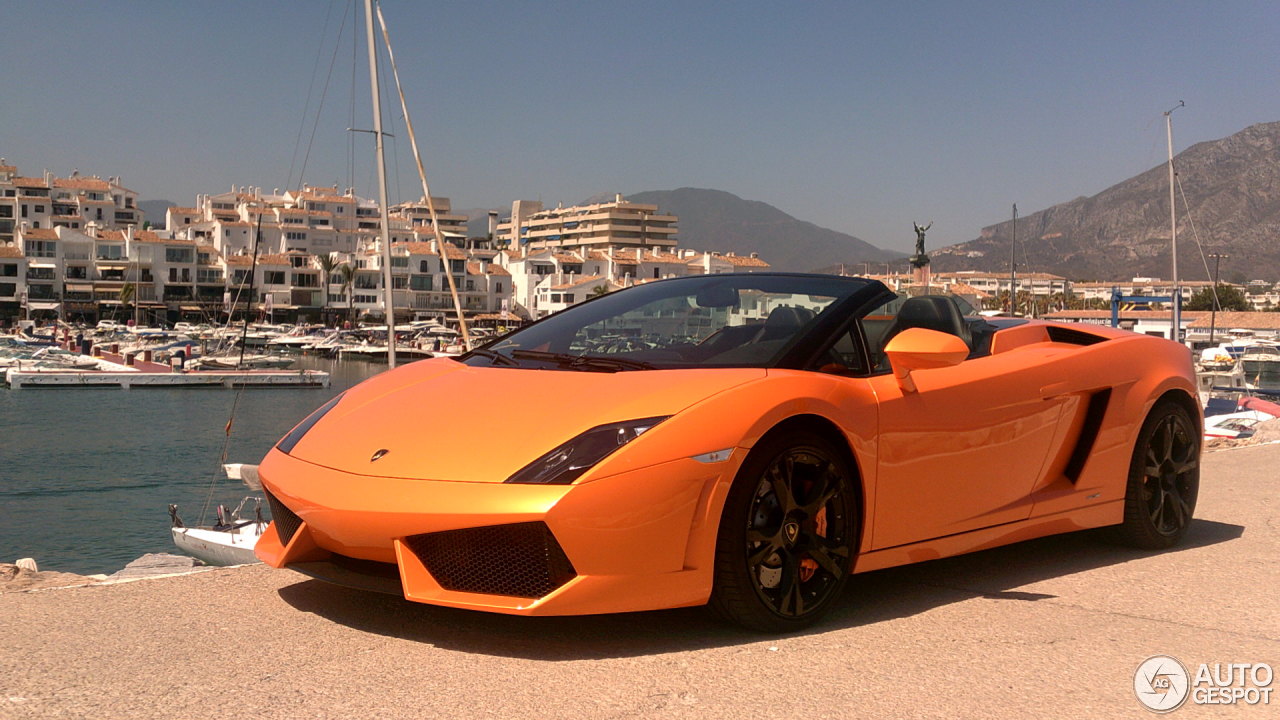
[292,273,319,288]
[496,282,503,294]
[66,266,88,279]
[165,247,193,263]
[24,240,55,257]
[466,280,475,292]
[419,259,431,273]
[286,231,307,241]
[392,276,408,289]
[0,264,16,277]
[391,256,408,268]
[21,205,28,218]
[409,275,433,291]
[97,245,123,260]
[263,271,286,285]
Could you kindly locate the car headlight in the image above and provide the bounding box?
[276,393,345,455]
[505,416,670,485]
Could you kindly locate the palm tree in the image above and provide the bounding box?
[591,284,610,298]
[339,264,355,324]
[316,253,339,326]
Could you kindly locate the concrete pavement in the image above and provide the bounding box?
[2,444,1277,719]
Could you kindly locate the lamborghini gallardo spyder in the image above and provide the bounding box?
[255,273,1200,631]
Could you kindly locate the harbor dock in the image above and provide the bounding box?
[2,443,1275,719]
[4,349,329,389]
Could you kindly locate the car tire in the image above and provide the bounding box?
[1112,400,1200,549]
[709,430,858,632]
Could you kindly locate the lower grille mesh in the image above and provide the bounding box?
[264,489,303,546]
[404,522,576,599]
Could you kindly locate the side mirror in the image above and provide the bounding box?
[884,328,969,393]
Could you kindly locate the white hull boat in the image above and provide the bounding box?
[169,465,266,566]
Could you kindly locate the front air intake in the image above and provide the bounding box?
[403,522,576,599]
[264,488,303,547]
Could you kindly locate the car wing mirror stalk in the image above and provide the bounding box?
[884,328,969,393]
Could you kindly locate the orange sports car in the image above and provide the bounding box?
[255,273,1200,631]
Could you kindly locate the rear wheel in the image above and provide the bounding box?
[1112,400,1200,549]
[709,430,857,632]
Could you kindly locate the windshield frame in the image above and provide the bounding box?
[461,273,890,372]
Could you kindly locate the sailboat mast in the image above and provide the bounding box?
[1009,203,1017,314]
[365,0,397,369]
[374,4,472,350]
[1165,101,1183,345]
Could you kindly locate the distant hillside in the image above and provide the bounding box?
[626,188,901,271]
[930,121,1280,281]
[138,199,175,229]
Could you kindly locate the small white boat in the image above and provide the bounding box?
[169,465,266,566]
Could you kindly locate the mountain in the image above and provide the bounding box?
[625,188,901,271]
[929,121,1280,282]
[138,199,176,229]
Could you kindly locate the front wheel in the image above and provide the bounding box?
[709,431,858,632]
[1112,400,1200,549]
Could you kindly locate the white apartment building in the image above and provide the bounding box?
[495,195,678,252]
[0,161,143,246]
[499,247,770,319]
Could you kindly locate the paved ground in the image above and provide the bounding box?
[2,444,1277,719]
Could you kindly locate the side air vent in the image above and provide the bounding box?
[404,522,576,599]
[264,488,303,546]
[1046,326,1108,346]
[1064,388,1112,483]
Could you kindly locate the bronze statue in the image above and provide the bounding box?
[912,221,932,258]
[910,221,932,268]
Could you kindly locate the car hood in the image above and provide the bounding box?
[286,357,765,482]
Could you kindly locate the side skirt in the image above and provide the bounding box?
[851,500,1123,575]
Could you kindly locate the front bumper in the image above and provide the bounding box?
[254,448,738,615]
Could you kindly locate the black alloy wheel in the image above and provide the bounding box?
[1113,400,1200,549]
[710,430,857,632]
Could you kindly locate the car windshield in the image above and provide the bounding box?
[464,274,875,371]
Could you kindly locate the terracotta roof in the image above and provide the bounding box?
[0,245,24,258]
[946,282,990,298]
[19,228,58,240]
[550,274,605,291]
[52,177,111,191]
[0,165,16,173]
[168,207,200,215]
[12,177,48,188]
[719,254,770,268]
[467,262,510,276]
[395,241,440,256]
[1186,312,1280,330]
[551,252,583,262]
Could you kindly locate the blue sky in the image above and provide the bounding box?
[2,1,1277,254]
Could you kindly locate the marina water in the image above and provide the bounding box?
[0,357,384,575]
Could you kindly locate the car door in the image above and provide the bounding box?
[867,348,1069,550]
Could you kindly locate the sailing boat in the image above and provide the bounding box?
[169,465,267,566]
